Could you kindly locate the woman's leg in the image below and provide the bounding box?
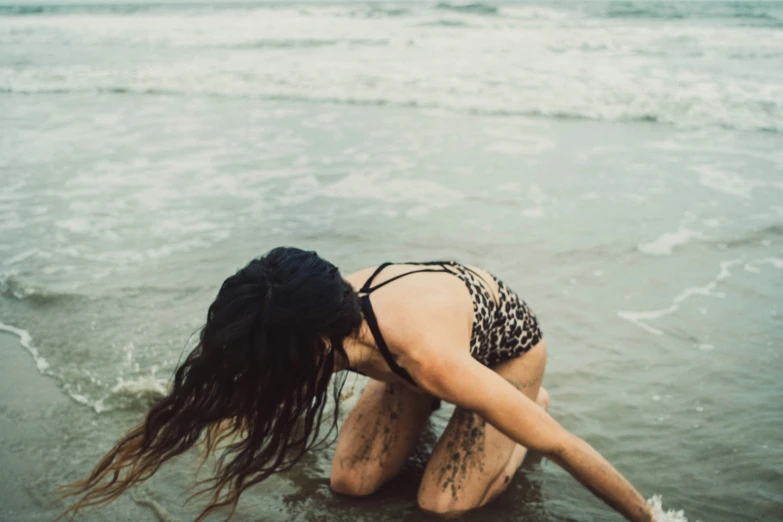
[330,379,434,496]
[417,340,548,515]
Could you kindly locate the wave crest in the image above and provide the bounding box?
[0,274,79,305]
[234,38,387,49]
[435,2,498,16]
[647,495,690,522]
[90,376,169,414]
[417,19,475,28]
[5,84,777,134]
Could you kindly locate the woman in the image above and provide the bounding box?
[62,247,655,521]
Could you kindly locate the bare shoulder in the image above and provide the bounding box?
[351,265,473,367]
[343,266,380,291]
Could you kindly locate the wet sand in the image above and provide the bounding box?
[0,331,72,521]
[0,330,278,522]
[0,332,158,522]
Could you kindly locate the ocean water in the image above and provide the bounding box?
[1,1,781,521]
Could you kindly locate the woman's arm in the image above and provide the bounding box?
[410,350,655,522]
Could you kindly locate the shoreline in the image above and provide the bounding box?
[0,330,159,522]
[0,329,234,522]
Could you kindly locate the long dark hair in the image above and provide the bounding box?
[60,247,362,521]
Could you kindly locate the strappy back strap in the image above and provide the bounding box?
[365,268,451,293]
[359,296,417,386]
[359,262,393,293]
[359,262,451,295]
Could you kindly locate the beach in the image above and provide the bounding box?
[1,2,782,521]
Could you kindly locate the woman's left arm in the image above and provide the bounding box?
[410,349,655,522]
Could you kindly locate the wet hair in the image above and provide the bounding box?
[60,247,362,521]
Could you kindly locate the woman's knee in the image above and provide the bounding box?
[417,488,459,516]
[417,466,485,516]
[417,486,474,517]
[329,467,382,497]
[537,386,550,410]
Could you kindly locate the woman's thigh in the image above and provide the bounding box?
[330,378,435,496]
[418,340,547,514]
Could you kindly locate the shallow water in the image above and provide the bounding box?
[1,1,782,521]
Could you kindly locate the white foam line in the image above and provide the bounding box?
[4,249,41,266]
[0,322,102,410]
[638,228,701,257]
[617,310,670,336]
[132,490,182,522]
[0,321,51,373]
[651,142,783,166]
[618,259,743,336]
[637,211,706,257]
[747,257,783,270]
[693,165,783,199]
[68,392,93,407]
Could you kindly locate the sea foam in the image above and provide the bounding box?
[648,495,691,522]
[1,3,781,133]
[0,321,51,373]
[638,228,701,256]
[618,259,742,335]
[91,375,169,414]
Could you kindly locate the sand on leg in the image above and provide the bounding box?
[330,379,434,496]
[417,340,548,515]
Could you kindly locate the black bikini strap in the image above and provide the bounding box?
[359,262,393,293]
[359,295,417,386]
[360,261,453,295]
[364,268,450,293]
